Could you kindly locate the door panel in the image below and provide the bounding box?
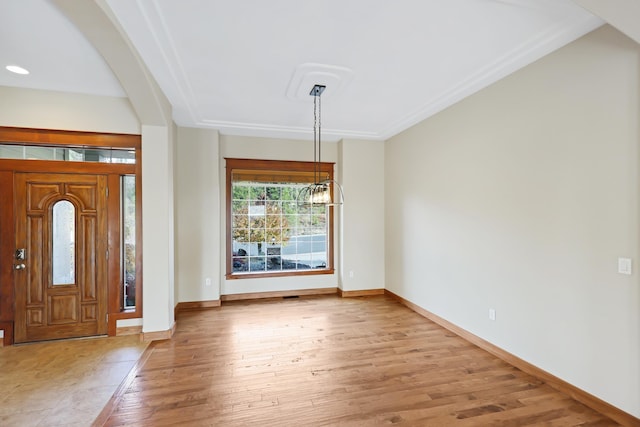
[14,173,108,343]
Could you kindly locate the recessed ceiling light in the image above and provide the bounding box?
[6,65,29,75]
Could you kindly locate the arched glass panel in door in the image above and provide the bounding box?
[52,200,75,285]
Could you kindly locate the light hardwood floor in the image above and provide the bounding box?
[98,295,620,426]
[0,334,147,426]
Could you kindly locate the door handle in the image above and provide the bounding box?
[14,263,26,270]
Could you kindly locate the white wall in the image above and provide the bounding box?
[339,139,385,291]
[174,133,387,299]
[385,25,640,417]
[0,86,139,134]
[219,134,340,295]
[575,0,640,44]
[175,127,221,303]
[141,124,176,333]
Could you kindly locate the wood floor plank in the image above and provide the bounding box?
[99,295,622,426]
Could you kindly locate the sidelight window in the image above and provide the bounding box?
[122,176,136,309]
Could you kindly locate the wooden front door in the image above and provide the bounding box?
[14,173,108,343]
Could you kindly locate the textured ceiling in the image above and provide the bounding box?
[0,0,602,141]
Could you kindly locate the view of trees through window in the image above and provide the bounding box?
[231,181,328,274]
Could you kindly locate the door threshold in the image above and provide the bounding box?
[13,334,109,346]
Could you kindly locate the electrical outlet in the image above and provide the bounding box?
[349,271,354,278]
[205,277,212,287]
[489,308,496,321]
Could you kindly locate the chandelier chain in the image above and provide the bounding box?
[295,84,343,207]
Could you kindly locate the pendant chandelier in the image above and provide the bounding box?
[297,84,344,207]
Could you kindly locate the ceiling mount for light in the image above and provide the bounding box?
[309,84,325,97]
[297,84,344,207]
[286,63,354,102]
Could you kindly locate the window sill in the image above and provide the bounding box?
[226,268,334,280]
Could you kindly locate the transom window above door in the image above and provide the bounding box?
[0,143,135,163]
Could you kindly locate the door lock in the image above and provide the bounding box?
[14,263,26,270]
[15,248,26,260]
